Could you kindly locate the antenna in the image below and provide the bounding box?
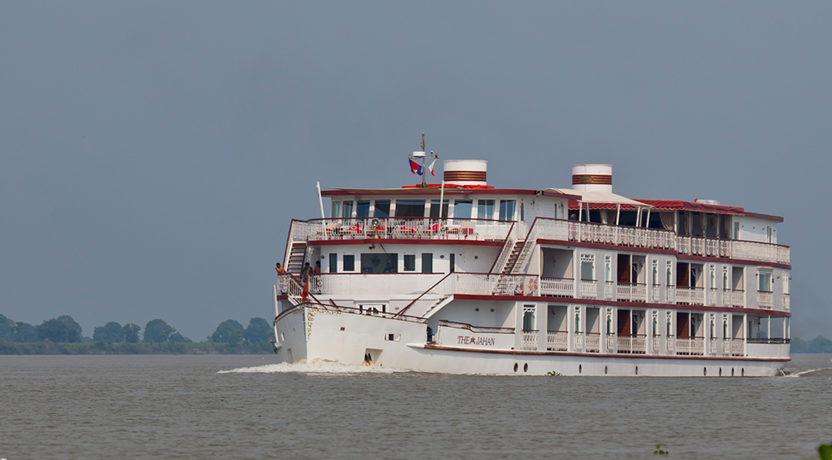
[408,132,439,187]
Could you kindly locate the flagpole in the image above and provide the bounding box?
[439,180,445,223]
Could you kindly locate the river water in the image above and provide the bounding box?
[1,354,830,459]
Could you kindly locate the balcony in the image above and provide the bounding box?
[783,293,790,311]
[616,283,647,302]
[675,287,705,305]
[580,280,597,299]
[731,290,745,307]
[651,285,661,303]
[604,281,615,300]
[522,330,539,350]
[652,335,660,353]
[574,331,584,352]
[758,291,774,309]
[547,330,568,351]
[708,288,718,305]
[586,332,600,352]
[675,337,704,356]
[290,217,514,243]
[616,334,647,354]
[540,278,574,297]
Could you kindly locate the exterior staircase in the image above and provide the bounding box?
[286,242,307,275]
[501,240,525,274]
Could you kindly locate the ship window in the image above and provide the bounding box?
[758,271,772,292]
[733,222,740,240]
[374,201,391,218]
[453,200,472,222]
[430,200,449,218]
[404,254,416,272]
[342,201,354,218]
[331,201,341,219]
[581,254,595,281]
[396,200,425,218]
[422,253,433,273]
[652,260,658,285]
[523,305,536,331]
[361,253,398,273]
[343,254,355,272]
[329,253,337,273]
[604,255,612,282]
[477,200,495,220]
[450,253,455,273]
[356,201,370,218]
[499,200,516,221]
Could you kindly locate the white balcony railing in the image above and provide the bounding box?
[731,290,745,307]
[522,330,538,350]
[574,332,585,352]
[652,336,660,353]
[723,338,732,355]
[604,281,615,300]
[651,285,661,303]
[606,333,617,353]
[580,280,597,299]
[540,278,574,297]
[708,289,718,305]
[675,337,704,356]
[586,333,600,352]
[547,331,568,351]
[783,294,790,311]
[731,338,745,356]
[616,335,647,354]
[758,291,773,309]
[617,283,647,302]
[709,338,718,356]
[667,336,676,354]
[722,289,732,307]
[676,287,705,305]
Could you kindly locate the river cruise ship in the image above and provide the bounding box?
[272,153,791,377]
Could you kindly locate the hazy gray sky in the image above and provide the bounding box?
[2,1,830,340]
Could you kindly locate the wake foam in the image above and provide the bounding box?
[783,367,832,378]
[217,359,407,375]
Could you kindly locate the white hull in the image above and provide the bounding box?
[274,305,789,377]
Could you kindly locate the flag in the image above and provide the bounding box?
[428,159,436,176]
[409,159,423,175]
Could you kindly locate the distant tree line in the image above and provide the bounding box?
[792,336,832,353]
[0,314,273,345]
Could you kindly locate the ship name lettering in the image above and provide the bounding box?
[457,336,495,346]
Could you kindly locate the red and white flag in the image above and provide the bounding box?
[428,159,436,176]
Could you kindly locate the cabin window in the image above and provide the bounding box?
[422,253,433,273]
[709,265,716,289]
[605,255,612,282]
[652,260,659,285]
[723,267,729,289]
[666,311,673,336]
[766,226,773,243]
[574,306,581,333]
[733,222,740,240]
[356,201,370,218]
[477,200,495,220]
[652,311,658,337]
[758,271,772,292]
[499,200,516,221]
[523,305,536,331]
[374,201,391,218]
[342,201,354,218]
[329,253,337,273]
[581,254,595,281]
[331,201,341,219]
[404,254,416,272]
[453,200,472,222]
[396,200,425,218]
[784,273,790,295]
[666,261,673,286]
[361,253,398,273]
[343,254,355,272]
[449,253,455,273]
[430,200,449,218]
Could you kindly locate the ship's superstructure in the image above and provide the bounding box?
[272,156,790,376]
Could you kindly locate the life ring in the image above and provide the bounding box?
[371,218,381,229]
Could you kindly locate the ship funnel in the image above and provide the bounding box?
[444,160,487,186]
[572,164,612,193]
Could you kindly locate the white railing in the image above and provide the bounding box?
[617,283,647,302]
[783,294,790,311]
[313,273,445,296]
[652,336,660,353]
[722,289,732,307]
[709,338,718,356]
[547,331,568,351]
[540,278,574,297]
[675,337,704,356]
[675,287,704,305]
[580,280,597,299]
[730,338,745,356]
[586,333,600,352]
[651,285,661,303]
[296,217,515,242]
[667,336,676,354]
[758,291,773,309]
[490,233,517,274]
[616,335,647,354]
[731,290,745,307]
[667,287,676,304]
[723,338,732,355]
[522,330,538,350]
[708,288,718,305]
[604,281,615,300]
[606,333,617,353]
[567,221,675,250]
[574,332,585,352]
[733,240,790,265]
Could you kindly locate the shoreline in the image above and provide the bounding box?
[0,342,274,355]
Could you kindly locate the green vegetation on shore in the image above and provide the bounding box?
[792,336,832,354]
[0,313,275,354]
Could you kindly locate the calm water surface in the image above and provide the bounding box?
[1,354,830,459]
